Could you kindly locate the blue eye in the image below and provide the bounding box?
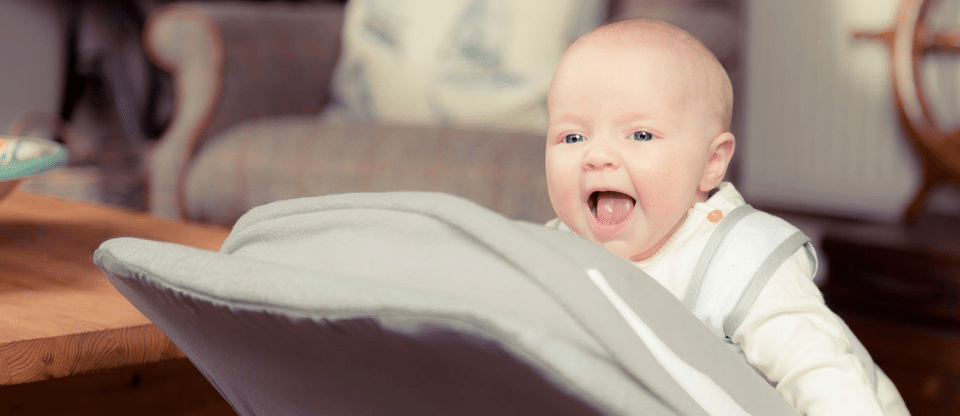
[564,133,585,144]
[632,131,654,142]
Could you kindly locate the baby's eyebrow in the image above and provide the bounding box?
[549,115,589,129]
[614,113,651,124]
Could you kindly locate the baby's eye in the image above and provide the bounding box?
[564,133,586,144]
[632,131,654,142]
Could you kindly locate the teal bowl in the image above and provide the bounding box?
[0,136,68,201]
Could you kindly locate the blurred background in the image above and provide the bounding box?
[742,0,960,222]
[0,0,170,207]
[2,0,959,414]
[4,0,958,221]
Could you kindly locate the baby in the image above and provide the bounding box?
[544,20,908,416]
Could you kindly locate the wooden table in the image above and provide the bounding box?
[0,190,234,415]
[821,215,960,416]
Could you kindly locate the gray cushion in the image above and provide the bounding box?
[95,192,798,416]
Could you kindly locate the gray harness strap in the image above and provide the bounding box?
[682,205,817,342]
[548,208,880,393]
[722,230,811,339]
[683,206,879,391]
[682,205,759,313]
[547,217,572,232]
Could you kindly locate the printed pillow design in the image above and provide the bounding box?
[330,0,606,133]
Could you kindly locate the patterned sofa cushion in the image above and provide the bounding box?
[185,118,554,225]
[329,0,606,133]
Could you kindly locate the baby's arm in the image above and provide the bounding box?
[733,251,887,416]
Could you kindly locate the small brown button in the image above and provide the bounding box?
[707,209,724,223]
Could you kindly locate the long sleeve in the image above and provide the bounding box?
[733,250,886,416]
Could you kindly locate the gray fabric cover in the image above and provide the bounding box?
[94,192,799,416]
[184,120,554,225]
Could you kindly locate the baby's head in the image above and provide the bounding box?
[545,19,735,261]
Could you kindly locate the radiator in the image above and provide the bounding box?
[741,0,960,222]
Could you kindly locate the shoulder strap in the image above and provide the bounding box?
[724,232,815,338]
[683,205,818,341]
[679,206,883,392]
[682,205,759,311]
[546,217,563,229]
[547,218,573,232]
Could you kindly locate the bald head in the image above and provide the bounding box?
[556,19,733,132]
[545,20,738,261]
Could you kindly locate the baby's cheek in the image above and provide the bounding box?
[545,172,575,203]
[550,191,578,219]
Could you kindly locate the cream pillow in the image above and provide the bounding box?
[329,0,606,133]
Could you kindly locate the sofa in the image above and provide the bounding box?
[143,0,739,226]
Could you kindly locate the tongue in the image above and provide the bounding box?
[595,192,634,225]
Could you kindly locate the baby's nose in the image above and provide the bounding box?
[583,141,620,170]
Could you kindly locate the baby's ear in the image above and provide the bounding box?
[699,132,735,193]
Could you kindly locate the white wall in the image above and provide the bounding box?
[742,0,960,222]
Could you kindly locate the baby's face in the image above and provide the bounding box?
[545,38,722,261]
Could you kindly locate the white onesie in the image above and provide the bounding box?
[550,182,909,416]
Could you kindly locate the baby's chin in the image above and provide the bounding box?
[603,241,649,262]
[564,218,653,261]
[583,234,649,262]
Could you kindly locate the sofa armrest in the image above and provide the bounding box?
[143,1,344,220]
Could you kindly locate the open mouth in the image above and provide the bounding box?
[588,190,636,225]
